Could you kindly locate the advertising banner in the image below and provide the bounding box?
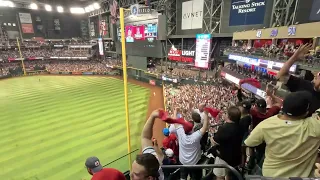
[21,24,34,33]
[228,54,297,72]
[98,38,104,55]
[195,34,211,68]
[162,76,178,83]
[129,4,151,16]
[167,46,195,63]
[181,0,204,30]
[83,72,94,75]
[229,0,266,26]
[72,72,82,75]
[19,13,32,24]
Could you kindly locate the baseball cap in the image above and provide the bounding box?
[282,91,312,117]
[239,100,252,110]
[256,99,267,109]
[165,149,174,158]
[85,157,103,173]
[163,128,170,136]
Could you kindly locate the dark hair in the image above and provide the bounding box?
[227,106,241,123]
[136,153,160,178]
[191,112,201,123]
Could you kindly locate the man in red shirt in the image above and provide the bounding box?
[85,156,126,180]
[162,128,179,157]
[250,98,281,129]
[247,89,282,170]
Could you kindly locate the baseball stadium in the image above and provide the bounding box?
[1,0,320,180]
[0,75,165,180]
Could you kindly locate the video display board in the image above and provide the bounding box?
[195,34,211,68]
[119,23,157,43]
[229,0,266,26]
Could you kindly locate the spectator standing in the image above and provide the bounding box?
[162,128,179,157]
[170,108,209,180]
[191,103,207,123]
[277,43,320,115]
[237,100,252,166]
[245,91,320,177]
[210,106,243,180]
[248,87,282,168]
[85,156,126,180]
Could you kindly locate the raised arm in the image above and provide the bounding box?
[199,110,209,136]
[276,44,312,81]
[141,109,159,150]
[266,84,283,107]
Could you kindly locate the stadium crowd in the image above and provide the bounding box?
[0,39,94,47]
[0,60,119,75]
[2,41,320,180]
[0,49,90,59]
[82,44,320,180]
[152,65,215,80]
[227,40,320,65]
[225,63,277,84]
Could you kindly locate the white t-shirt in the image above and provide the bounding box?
[142,147,164,180]
[171,125,202,165]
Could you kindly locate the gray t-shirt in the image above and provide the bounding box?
[171,125,202,165]
[142,147,164,180]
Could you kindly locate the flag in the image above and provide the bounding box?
[240,78,261,89]
[110,0,118,24]
[158,110,193,133]
[204,107,220,118]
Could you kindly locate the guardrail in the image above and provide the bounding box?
[162,164,243,180]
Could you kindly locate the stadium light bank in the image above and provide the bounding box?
[0,0,15,7]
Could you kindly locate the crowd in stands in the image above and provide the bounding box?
[0,49,91,59]
[45,60,115,72]
[226,63,277,84]
[164,82,237,129]
[0,60,120,75]
[0,39,94,47]
[151,64,215,81]
[227,41,320,65]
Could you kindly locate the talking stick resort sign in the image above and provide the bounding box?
[232,0,265,13]
[229,0,266,26]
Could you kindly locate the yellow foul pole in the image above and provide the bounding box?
[120,7,132,171]
[16,37,26,76]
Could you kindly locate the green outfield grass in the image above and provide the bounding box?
[0,76,150,180]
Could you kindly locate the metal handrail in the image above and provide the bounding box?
[161,164,243,180]
[103,149,139,167]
